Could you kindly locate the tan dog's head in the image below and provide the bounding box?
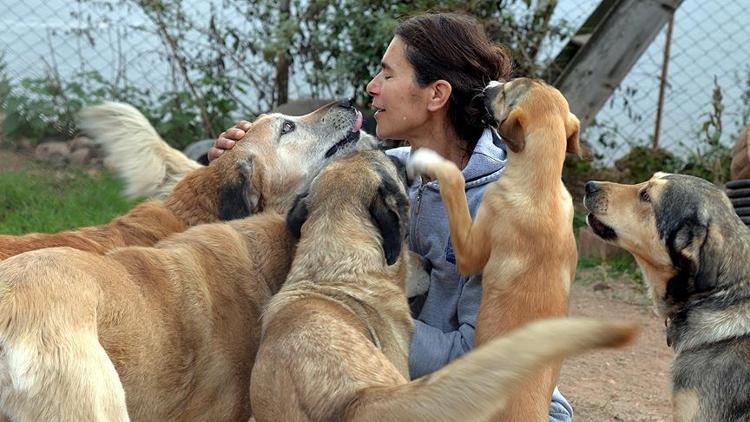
[286,150,410,271]
[483,78,580,156]
[584,173,746,317]
[212,100,378,220]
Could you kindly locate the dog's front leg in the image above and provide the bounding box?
[408,149,491,275]
[439,174,491,275]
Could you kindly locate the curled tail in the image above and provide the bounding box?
[347,318,638,421]
[77,102,202,199]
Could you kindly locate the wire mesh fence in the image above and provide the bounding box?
[584,1,750,162]
[0,0,748,163]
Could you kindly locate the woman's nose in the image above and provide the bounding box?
[366,77,379,96]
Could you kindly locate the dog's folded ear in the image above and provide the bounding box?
[369,179,409,266]
[668,216,720,294]
[286,192,310,239]
[218,159,261,220]
[566,113,582,157]
[499,108,526,153]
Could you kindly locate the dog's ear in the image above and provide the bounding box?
[369,179,409,266]
[668,216,720,294]
[565,113,582,156]
[286,192,310,239]
[218,160,261,220]
[498,108,526,153]
[387,155,411,189]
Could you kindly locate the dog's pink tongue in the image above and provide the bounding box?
[353,110,363,132]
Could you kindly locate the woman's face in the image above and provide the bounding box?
[366,37,433,141]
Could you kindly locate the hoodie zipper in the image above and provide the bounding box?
[415,186,424,215]
[410,184,425,251]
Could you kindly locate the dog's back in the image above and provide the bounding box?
[0,212,294,421]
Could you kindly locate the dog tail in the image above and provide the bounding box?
[77,102,202,200]
[346,318,638,421]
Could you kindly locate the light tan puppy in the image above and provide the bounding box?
[251,150,636,422]
[0,208,296,421]
[0,100,369,261]
[408,78,581,421]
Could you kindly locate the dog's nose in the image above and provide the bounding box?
[585,181,600,196]
[337,98,355,109]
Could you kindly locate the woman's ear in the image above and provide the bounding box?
[427,80,452,112]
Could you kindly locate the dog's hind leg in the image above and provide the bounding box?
[408,149,491,274]
[0,331,129,421]
[0,252,129,421]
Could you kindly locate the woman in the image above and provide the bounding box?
[209,13,573,421]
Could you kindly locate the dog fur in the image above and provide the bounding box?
[407,78,581,421]
[585,173,750,421]
[0,100,369,261]
[250,149,637,422]
[0,208,296,420]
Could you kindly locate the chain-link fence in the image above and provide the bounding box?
[1,0,748,162]
[581,1,750,162]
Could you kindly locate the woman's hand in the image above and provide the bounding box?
[207,120,252,162]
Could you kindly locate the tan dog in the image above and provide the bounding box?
[585,173,750,421]
[0,100,370,261]
[407,78,581,421]
[250,150,636,422]
[0,208,296,420]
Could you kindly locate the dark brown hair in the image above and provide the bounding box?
[395,13,512,154]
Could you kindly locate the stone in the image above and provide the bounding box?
[34,141,71,166]
[69,135,95,151]
[70,147,93,165]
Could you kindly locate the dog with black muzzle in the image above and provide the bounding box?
[250,149,637,422]
[585,172,750,421]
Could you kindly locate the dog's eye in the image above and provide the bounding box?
[639,189,651,203]
[281,120,296,135]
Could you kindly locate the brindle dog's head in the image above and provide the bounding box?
[483,78,580,156]
[286,150,410,269]
[213,100,378,220]
[584,173,749,317]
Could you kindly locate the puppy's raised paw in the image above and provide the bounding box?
[407,148,446,180]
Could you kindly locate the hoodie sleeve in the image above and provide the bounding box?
[408,272,481,379]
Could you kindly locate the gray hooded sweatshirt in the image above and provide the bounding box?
[387,128,573,421]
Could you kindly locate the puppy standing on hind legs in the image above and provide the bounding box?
[408,78,582,421]
[250,150,637,422]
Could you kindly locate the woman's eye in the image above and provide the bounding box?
[281,120,296,135]
[639,189,651,203]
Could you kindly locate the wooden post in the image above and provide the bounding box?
[551,0,685,129]
[653,14,675,150]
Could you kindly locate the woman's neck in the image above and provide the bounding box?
[407,123,470,173]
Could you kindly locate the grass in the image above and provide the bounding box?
[0,168,140,234]
[577,253,646,291]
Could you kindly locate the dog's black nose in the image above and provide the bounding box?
[585,181,600,196]
[337,98,355,109]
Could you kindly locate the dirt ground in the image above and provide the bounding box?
[0,147,674,421]
[561,271,673,421]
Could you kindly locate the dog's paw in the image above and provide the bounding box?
[407,148,444,180]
